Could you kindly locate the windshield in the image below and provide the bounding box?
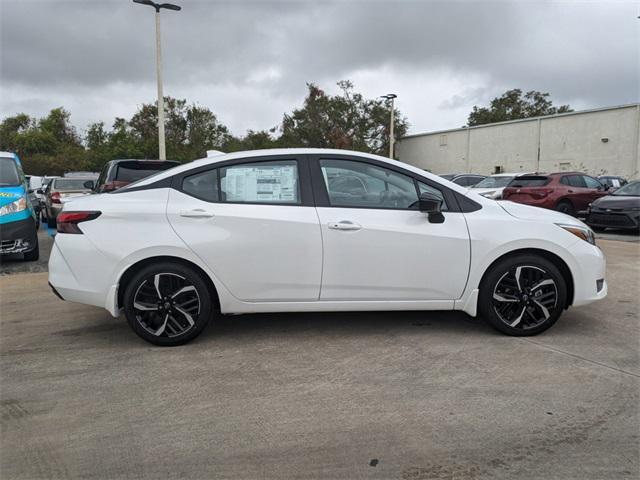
[0,157,21,186]
[117,161,181,189]
[53,178,91,191]
[612,181,640,196]
[472,176,514,188]
[115,161,179,183]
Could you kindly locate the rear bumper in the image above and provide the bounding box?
[48,234,117,315]
[0,216,37,254]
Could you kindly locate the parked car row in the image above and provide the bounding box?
[1,157,180,262]
[440,170,638,232]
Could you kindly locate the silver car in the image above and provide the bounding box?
[42,177,95,227]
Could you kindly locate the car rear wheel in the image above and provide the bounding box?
[123,262,213,346]
[555,200,575,216]
[478,254,567,336]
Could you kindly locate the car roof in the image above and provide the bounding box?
[489,172,530,177]
[124,148,475,197]
[108,159,178,163]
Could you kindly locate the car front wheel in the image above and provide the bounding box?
[478,254,567,336]
[123,262,213,346]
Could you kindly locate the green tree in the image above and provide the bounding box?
[279,81,408,156]
[224,129,279,152]
[468,89,572,126]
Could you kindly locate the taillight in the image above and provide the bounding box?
[56,211,101,234]
[51,192,61,204]
[530,189,553,199]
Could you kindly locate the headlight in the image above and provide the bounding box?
[556,223,596,245]
[0,196,27,216]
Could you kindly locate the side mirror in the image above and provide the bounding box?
[418,192,445,223]
[83,180,95,190]
[603,184,610,191]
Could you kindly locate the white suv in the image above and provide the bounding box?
[48,149,606,346]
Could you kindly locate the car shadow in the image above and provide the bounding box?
[202,309,496,342]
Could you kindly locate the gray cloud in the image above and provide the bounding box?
[1,0,638,135]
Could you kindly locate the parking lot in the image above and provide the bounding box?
[0,232,638,479]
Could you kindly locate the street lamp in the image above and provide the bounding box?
[380,94,397,159]
[133,0,181,160]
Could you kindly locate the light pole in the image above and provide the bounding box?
[133,0,181,160]
[381,94,397,159]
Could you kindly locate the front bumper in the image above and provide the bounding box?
[568,239,608,307]
[586,209,640,230]
[0,216,37,254]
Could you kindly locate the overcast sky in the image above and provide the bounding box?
[1,0,638,137]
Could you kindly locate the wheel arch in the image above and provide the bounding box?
[116,255,221,312]
[478,248,574,308]
[555,197,574,208]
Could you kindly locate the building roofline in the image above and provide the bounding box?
[400,103,640,140]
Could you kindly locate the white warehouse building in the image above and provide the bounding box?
[396,104,640,180]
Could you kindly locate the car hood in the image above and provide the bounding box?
[499,201,584,226]
[591,195,640,209]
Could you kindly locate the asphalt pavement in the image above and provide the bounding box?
[0,239,638,479]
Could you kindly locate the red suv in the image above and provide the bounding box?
[502,172,609,216]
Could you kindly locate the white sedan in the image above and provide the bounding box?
[48,149,607,346]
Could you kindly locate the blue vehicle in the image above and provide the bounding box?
[0,152,39,261]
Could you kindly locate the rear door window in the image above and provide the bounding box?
[568,175,586,188]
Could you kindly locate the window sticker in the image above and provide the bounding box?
[223,165,297,202]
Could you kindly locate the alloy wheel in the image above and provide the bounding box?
[132,273,201,338]
[492,265,558,330]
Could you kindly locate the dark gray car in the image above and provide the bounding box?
[586,181,640,232]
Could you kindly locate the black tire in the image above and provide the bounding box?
[23,237,39,262]
[123,262,213,346]
[41,210,47,223]
[47,214,56,228]
[478,254,567,336]
[555,200,575,216]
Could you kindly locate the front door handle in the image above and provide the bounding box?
[180,209,214,218]
[568,190,574,193]
[328,220,362,231]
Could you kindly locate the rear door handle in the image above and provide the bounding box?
[328,221,362,231]
[568,190,574,193]
[180,209,214,218]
